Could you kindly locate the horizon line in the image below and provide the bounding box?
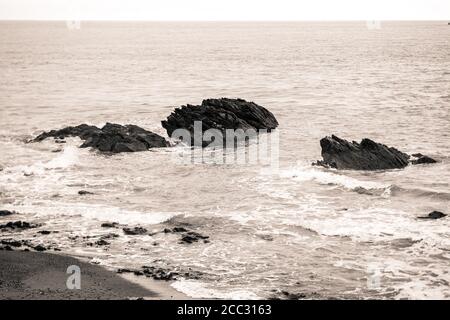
[0,19,449,22]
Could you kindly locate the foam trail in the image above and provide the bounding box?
[10,201,178,226]
[279,166,391,195]
[44,146,79,169]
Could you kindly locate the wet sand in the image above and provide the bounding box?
[0,251,187,300]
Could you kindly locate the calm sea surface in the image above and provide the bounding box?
[1,21,449,299]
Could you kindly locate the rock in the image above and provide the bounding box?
[410,154,437,165]
[37,230,52,235]
[32,244,47,252]
[78,190,94,195]
[33,123,169,153]
[142,266,179,281]
[257,234,274,241]
[95,239,110,246]
[418,211,447,220]
[162,98,279,147]
[1,239,23,247]
[100,233,119,240]
[101,222,118,228]
[0,210,15,217]
[179,232,209,244]
[314,135,410,170]
[117,268,133,274]
[123,227,148,235]
[172,227,188,233]
[0,221,40,231]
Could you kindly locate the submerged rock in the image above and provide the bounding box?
[179,231,209,244]
[417,211,447,220]
[410,153,437,165]
[33,123,169,153]
[78,190,94,195]
[101,222,119,228]
[0,210,16,217]
[314,135,436,170]
[162,98,279,147]
[0,221,40,231]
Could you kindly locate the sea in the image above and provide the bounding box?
[1,21,449,299]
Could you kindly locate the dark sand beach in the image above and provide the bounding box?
[0,251,185,300]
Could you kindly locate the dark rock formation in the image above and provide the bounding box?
[33,123,169,153]
[417,211,447,220]
[32,244,47,252]
[95,239,110,246]
[117,265,202,281]
[78,190,94,195]
[163,227,188,233]
[78,190,94,196]
[410,153,437,165]
[1,239,24,247]
[162,98,279,147]
[0,221,40,231]
[314,135,436,170]
[0,210,16,217]
[101,222,119,228]
[37,230,52,235]
[123,227,147,235]
[179,231,209,244]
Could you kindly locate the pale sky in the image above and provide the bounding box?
[0,0,449,20]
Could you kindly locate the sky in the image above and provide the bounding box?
[0,0,449,21]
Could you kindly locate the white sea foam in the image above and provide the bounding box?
[171,279,261,300]
[44,146,79,169]
[1,145,80,178]
[279,166,390,193]
[8,201,178,226]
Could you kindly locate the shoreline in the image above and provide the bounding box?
[0,250,189,300]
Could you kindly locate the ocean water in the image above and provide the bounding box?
[1,21,450,299]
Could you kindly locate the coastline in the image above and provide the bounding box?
[0,251,188,300]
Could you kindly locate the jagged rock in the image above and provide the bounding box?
[101,222,119,228]
[171,227,188,233]
[418,211,447,220]
[314,135,436,170]
[179,231,209,244]
[162,98,279,147]
[1,239,24,247]
[32,244,47,252]
[0,210,15,217]
[78,190,94,195]
[410,153,437,165]
[33,123,169,153]
[100,233,119,240]
[0,221,40,231]
[95,239,110,246]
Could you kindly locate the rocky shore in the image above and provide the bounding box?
[0,251,159,300]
